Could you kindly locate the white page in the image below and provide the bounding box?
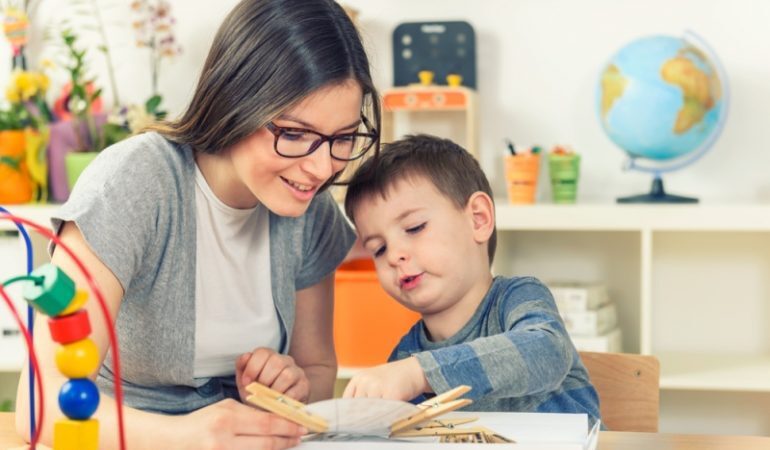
[299,411,591,449]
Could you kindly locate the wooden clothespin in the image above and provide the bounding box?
[244,382,328,433]
[389,385,473,434]
[396,425,514,442]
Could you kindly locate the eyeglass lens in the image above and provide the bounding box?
[276,124,375,160]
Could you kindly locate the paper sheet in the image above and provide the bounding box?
[299,411,594,449]
[305,398,420,436]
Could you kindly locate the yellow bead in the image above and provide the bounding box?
[59,290,88,316]
[54,418,98,450]
[55,338,99,378]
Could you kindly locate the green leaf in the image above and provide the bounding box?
[72,84,87,100]
[0,156,22,171]
[102,123,131,147]
[145,94,163,114]
[90,88,103,102]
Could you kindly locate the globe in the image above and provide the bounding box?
[597,31,729,203]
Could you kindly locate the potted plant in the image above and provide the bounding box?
[0,69,53,204]
[49,28,108,193]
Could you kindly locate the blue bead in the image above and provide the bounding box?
[58,378,100,420]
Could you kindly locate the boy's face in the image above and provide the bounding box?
[353,175,490,317]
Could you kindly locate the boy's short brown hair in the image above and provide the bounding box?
[344,134,497,264]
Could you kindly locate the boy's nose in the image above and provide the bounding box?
[387,249,409,267]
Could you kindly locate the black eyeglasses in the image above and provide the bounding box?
[265,116,379,161]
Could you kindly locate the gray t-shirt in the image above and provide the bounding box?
[52,132,355,413]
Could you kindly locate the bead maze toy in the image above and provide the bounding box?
[0,207,127,450]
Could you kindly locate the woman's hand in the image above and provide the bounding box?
[236,347,311,403]
[165,398,306,450]
[342,357,430,401]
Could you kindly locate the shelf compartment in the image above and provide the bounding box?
[495,230,642,353]
[651,232,770,357]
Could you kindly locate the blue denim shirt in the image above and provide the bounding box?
[390,276,601,426]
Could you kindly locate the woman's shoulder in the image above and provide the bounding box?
[90,132,195,187]
[101,132,192,168]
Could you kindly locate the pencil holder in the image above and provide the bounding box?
[548,153,581,204]
[504,153,540,204]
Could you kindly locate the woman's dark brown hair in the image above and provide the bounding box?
[150,0,381,190]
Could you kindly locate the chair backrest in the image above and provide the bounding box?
[579,351,660,432]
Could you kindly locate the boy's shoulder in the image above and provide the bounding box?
[492,275,553,300]
[489,275,557,324]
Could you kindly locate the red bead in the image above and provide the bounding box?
[48,309,91,344]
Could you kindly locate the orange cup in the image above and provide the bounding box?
[333,259,420,367]
[504,153,540,204]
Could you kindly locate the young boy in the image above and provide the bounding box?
[342,134,600,424]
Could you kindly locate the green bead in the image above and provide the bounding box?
[22,264,76,317]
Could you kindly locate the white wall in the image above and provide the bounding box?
[345,0,770,203]
[4,0,770,204]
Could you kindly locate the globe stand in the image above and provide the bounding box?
[617,176,698,204]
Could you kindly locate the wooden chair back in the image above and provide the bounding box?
[579,351,660,432]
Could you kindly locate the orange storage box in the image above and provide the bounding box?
[334,259,420,367]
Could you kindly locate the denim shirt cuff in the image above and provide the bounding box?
[413,351,452,395]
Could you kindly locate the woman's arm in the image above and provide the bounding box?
[15,222,305,449]
[289,273,337,402]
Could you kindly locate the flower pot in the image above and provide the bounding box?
[48,114,107,202]
[0,130,34,204]
[65,151,99,191]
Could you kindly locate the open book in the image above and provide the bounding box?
[244,382,514,443]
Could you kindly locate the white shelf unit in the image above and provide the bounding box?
[492,202,770,434]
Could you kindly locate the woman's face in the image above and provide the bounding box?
[225,79,364,216]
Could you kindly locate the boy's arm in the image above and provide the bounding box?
[414,283,573,400]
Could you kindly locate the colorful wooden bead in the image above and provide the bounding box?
[53,417,98,450]
[22,264,75,317]
[55,338,99,379]
[48,309,92,344]
[58,378,100,420]
[59,290,88,316]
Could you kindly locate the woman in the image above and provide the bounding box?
[15,0,380,448]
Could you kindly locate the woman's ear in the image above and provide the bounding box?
[466,191,495,244]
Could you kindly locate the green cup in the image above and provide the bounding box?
[548,153,581,204]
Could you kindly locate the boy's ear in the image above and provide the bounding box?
[466,192,495,244]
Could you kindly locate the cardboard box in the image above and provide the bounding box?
[549,282,609,312]
[561,303,617,336]
[570,327,622,353]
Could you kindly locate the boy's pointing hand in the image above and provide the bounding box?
[342,356,430,401]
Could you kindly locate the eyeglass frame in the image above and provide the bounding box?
[264,115,379,161]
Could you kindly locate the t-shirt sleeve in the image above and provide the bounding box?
[295,191,356,290]
[50,138,168,291]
